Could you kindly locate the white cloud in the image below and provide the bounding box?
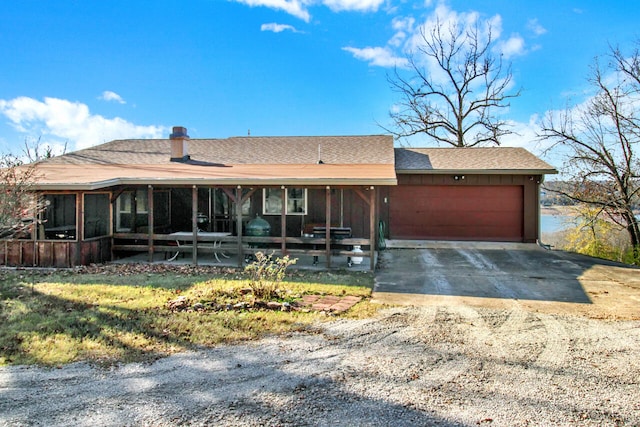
[527,18,546,36]
[497,34,526,58]
[342,46,409,67]
[389,16,415,47]
[233,0,311,22]
[261,22,300,33]
[406,4,498,55]
[322,0,384,12]
[0,96,165,150]
[233,0,385,21]
[500,116,544,150]
[99,90,126,104]
[392,16,415,32]
[343,4,505,71]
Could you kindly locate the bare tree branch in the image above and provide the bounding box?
[538,44,640,263]
[0,155,43,239]
[386,18,520,147]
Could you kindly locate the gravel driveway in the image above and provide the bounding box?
[2,302,639,426]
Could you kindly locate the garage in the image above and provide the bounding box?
[389,185,524,241]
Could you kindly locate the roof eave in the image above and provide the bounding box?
[395,168,558,175]
[32,177,398,191]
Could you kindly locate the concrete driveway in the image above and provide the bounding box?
[373,242,640,318]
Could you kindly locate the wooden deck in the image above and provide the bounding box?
[111,233,376,270]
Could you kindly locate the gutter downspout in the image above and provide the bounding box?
[536,175,553,250]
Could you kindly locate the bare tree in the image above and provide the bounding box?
[539,44,640,263]
[0,137,61,239]
[0,154,42,239]
[386,18,520,147]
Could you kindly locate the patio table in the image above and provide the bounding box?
[167,231,231,262]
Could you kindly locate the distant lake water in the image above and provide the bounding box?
[540,211,640,234]
[540,214,576,234]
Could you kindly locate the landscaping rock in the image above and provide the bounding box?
[167,296,189,311]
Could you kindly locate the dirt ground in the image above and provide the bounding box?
[2,301,639,426]
[2,248,640,426]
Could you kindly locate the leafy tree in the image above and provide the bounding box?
[541,181,577,206]
[539,44,640,263]
[386,18,520,147]
[562,205,630,262]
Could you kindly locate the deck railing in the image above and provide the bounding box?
[112,233,373,269]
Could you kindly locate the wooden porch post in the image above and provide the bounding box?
[369,186,376,271]
[192,185,198,265]
[224,186,252,268]
[325,186,331,269]
[236,186,244,268]
[32,193,38,267]
[281,187,287,255]
[75,193,83,267]
[354,186,378,272]
[148,185,154,262]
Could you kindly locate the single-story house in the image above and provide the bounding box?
[0,127,556,270]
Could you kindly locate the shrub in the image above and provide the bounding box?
[244,252,297,300]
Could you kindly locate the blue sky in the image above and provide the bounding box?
[1,0,639,166]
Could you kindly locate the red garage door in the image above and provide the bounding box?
[389,185,524,241]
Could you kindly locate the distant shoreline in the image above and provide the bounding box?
[541,205,640,217]
[540,205,576,216]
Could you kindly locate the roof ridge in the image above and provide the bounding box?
[225,134,391,139]
[397,146,526,150]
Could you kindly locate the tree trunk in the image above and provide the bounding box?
[629,227,640,264]
[624,213,640,264]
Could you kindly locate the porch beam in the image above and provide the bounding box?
[110,187,128,204]
[223,186,256,205]
[369,186,376,271]
[240,188,256,204]
[325,186,331,269]
[353,188,371,207]
[148,185,154,263]
[192,185,198,265]
[222,187,237,203]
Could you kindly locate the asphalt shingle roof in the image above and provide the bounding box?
[45,135,395,166]
[32,135,397,189]
[394,147,556,173]
[30,136,556,190]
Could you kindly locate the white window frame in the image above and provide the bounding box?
[115,189,151,232]
[263,188,307,215]
[116,192,133,232]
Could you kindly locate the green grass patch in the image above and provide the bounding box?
[0,266,375,367]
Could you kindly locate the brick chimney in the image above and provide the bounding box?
[170,126,190,162]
